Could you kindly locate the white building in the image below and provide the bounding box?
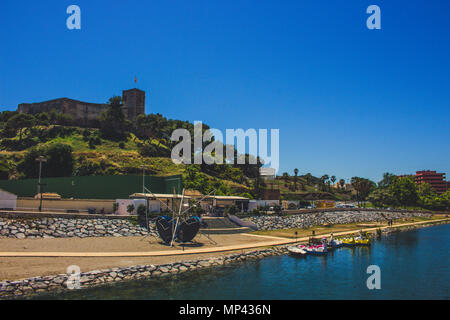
[260,168,276,180]
[0,189,17,210]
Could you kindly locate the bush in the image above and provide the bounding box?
[88,138,96,149]
[137,204,147,216]
[82,129,90,141]
[225,205,239,215]
[136,204,149,229]
[138,142,158,157]
[75,159,102,176]
[18,143,74,178]
[0,159,10,180]
[127,204,135,214]
[0,136,40,151]
[98,96,130,141]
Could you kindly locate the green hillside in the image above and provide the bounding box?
[0,104,351,200]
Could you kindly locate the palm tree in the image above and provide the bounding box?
[294,168,299,191]
[282,172,289,187]
[331,175,336,185]
[321,174,329,191]
[305,173,313,186]
[339,179,346,190]
[351,177,376,207]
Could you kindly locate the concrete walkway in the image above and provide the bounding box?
[0,219,447,258]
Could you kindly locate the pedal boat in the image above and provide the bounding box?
[287,245,307,256]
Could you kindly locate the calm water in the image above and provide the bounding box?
[35,224,449,300]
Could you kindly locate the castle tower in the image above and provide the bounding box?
[122,88,146,122]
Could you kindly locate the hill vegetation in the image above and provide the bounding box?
[0,97,259,197]
[2,98,446,208]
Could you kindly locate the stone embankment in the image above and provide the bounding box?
[0,247,287,299]
[0,217,155,239]
[0,210,435,239]
[245,210,432,230]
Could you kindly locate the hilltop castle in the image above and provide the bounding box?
[17,88,145,125]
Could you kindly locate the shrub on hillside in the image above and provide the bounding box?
[18,143,74,178]
[74,157,118,176]
[0,159,10,180]
[0,111,19,124]
[35,112,50,126]
[0,136,40,151]
[75,158,103,176]
[98,96,130,141]
[4,113,36,141]
[138,142,158,157]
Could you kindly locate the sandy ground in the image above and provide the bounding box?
[0,250,263,281]
[0,234,268,253]
[0,234,273,281]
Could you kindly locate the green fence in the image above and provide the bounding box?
[0,175,182,199]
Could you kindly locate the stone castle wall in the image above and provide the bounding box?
[17,88,145,124]
[18,98,107,126]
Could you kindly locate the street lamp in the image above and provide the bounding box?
[35,156,47,212]
[141,165,149,194]
[141,165,150,230]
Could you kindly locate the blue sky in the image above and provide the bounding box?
[0,0,449,183]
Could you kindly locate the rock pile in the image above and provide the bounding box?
[245,210,432,230]
[0,217,156,239]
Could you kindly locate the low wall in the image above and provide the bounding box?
[16,198,115,213]
[245,210,433,230]
[0,215,155,239]
[0,209,439,239]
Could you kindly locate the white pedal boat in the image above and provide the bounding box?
[287,245,307,256]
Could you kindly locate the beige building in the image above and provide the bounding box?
[332,183,357,195]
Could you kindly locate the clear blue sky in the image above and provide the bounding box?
[1,0,449,183]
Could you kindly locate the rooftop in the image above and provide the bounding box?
[129,193,192,199]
